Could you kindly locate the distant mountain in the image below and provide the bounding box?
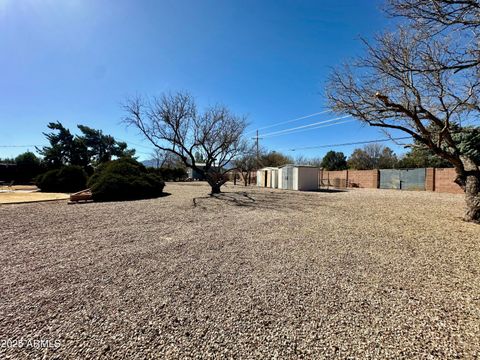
[142,159,158,168]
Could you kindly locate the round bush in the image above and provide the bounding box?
[87,158,165,202]
[147,166,188,181]
[36,166,88,193]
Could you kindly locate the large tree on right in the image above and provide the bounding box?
[327,0,480,223]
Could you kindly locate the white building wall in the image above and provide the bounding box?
[278,168,283,189]
[271,169,278,188]
[297,167,319,190]
[293,167,299,190]
[257,167,281,188]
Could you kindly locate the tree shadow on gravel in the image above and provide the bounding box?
[192,190,329,212]
[68,192,172,205]
[309,188,347,193]
[192,192,256,209]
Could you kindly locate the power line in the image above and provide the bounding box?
[262,119,355,138]
[287,136,412,151]
[0,145,45,148]
[115,137,154,150]
[246,110,331,135]
[260,115,353,138]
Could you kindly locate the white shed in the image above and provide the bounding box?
[278,164,319,191]
[256,167,279,188]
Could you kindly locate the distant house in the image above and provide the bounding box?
[187,163,207,180]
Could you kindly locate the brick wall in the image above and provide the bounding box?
[319,170,347,188]
[320,168,462,194]
[431,168,463,194]
[324,170,348,182]
[347,170,379,189]
[320,169,378,189]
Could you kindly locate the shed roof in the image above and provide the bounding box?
[258,167,279,170]
[279,164,320,168]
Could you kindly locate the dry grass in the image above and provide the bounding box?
[0,191,69,204]
[0,182,479,359]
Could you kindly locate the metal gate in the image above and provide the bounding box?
[379,168,426,190]
[282,165,294,190]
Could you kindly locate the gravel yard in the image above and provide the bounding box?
[1,182,479,359]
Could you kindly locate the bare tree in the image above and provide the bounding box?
[150,148,178,168]
[327,24,480,222]
[233,144,257,186]
[294,155,323,167]
[387,0,480,29]
[386,0,480,72]
[123,92,247,194]
[348,143,398,170]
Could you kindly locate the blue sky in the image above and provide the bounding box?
[0,0,409,161]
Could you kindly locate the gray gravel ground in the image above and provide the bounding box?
[0,182,479,359]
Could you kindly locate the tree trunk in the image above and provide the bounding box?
[210,183,222,194]
[204,170,228,195]
[457,156,480,224]
[464,173,480,223]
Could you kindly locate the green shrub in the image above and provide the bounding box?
[15,151,45,183]
[36,165,88,193]
[147,166,188,181]
[87,158,165,202]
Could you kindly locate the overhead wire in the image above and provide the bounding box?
[259,115,352,138]
[0,144,45,148]
[286,136,412,151]
[246,110,332,134]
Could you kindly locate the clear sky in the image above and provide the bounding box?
[0,0,409,161]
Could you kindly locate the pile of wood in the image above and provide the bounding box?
[68,189,92,204]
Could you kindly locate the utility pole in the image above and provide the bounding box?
[253,130,261,169]
[250,130,263,187]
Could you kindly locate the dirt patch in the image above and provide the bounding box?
[0,185,38,191]
[0,191,69,204]
[0,183,479,358]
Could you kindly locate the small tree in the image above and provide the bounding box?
[397,141,453,168]
[77,125,135,166]
[37,122,135,169]
[321,151,348,171]
[122,91,247,194]
[150,148,180,168]
[259,151,293,167]
[348,144,398,170]
[294,155,323,167]
[234,145,257,186]
[37,122,87,168]
[15,152,44,183]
